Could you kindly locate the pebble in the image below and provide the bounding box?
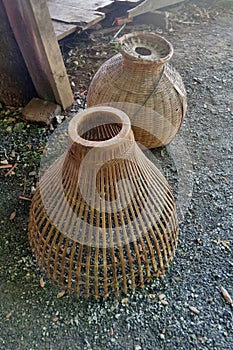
[158,294,166,300]
[0,159,8,165]
[134,345,142,350]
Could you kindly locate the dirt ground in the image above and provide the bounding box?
[0,0,232,349]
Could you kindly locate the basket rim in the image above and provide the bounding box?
[68,106,132,149]
[118,31,173,64]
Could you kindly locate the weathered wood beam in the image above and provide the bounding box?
[2,0,73,109]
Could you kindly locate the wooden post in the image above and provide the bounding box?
[3,0,73,109]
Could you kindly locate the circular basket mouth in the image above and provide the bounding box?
[118,31,173,64]
[69,106,132,148]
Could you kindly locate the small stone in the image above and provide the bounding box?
[134,345,142,350]
[74,316,79,326]
[158,294,166,300]
[22,98,61,125]
[55,115,64,124]
[161,300,169,306]
[31,185,36,194]
[0,159,8,165]
[160,334,165,340]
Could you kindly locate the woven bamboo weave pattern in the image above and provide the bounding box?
[87,31,187,148]
[29,106,179,298]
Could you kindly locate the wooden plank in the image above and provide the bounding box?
[48,0,143,40]
[3,0,73,109]
[52,22,78,41]
[128,0,184,17]
[48,2,104,24]
[53,12,105,41]
[48,0,112,10]
[48,0,140,9]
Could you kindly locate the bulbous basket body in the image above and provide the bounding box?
[87,32,187,148]
[28,106,179,298]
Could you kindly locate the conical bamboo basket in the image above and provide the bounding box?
[28,106,179,298]
[87,31,187,148]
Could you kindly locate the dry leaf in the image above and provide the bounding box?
[40,277,45,288]
[189,305,200,315]
[121,297,129,304]
[161,300,169,306]
[198,337,206,343]
[10,211,16,221]
[6,312,12,319]
[57,290,65,298]
[53,316,59,322]
[221,286,232,304]
[110,327,114,336]
[149,294,155,299]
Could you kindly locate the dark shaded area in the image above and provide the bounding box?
[0,0,36,107]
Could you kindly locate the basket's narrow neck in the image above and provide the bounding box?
[67,133,135,167]
[65,107,135,167]
[122,56,165,79]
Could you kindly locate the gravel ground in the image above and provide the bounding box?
[0,1,232,349]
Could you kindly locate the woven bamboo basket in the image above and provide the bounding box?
[87,31,187,148]
[28,106,179,298]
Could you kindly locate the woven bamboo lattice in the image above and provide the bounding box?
[29,106,179,298]
[87,31,187,149]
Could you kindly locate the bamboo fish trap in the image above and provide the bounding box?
[28,106,179,298]
[87,31,187,148]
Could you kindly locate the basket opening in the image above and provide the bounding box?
[135,46,152,56]
[81,123,122,141]
[77,111,123,142]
